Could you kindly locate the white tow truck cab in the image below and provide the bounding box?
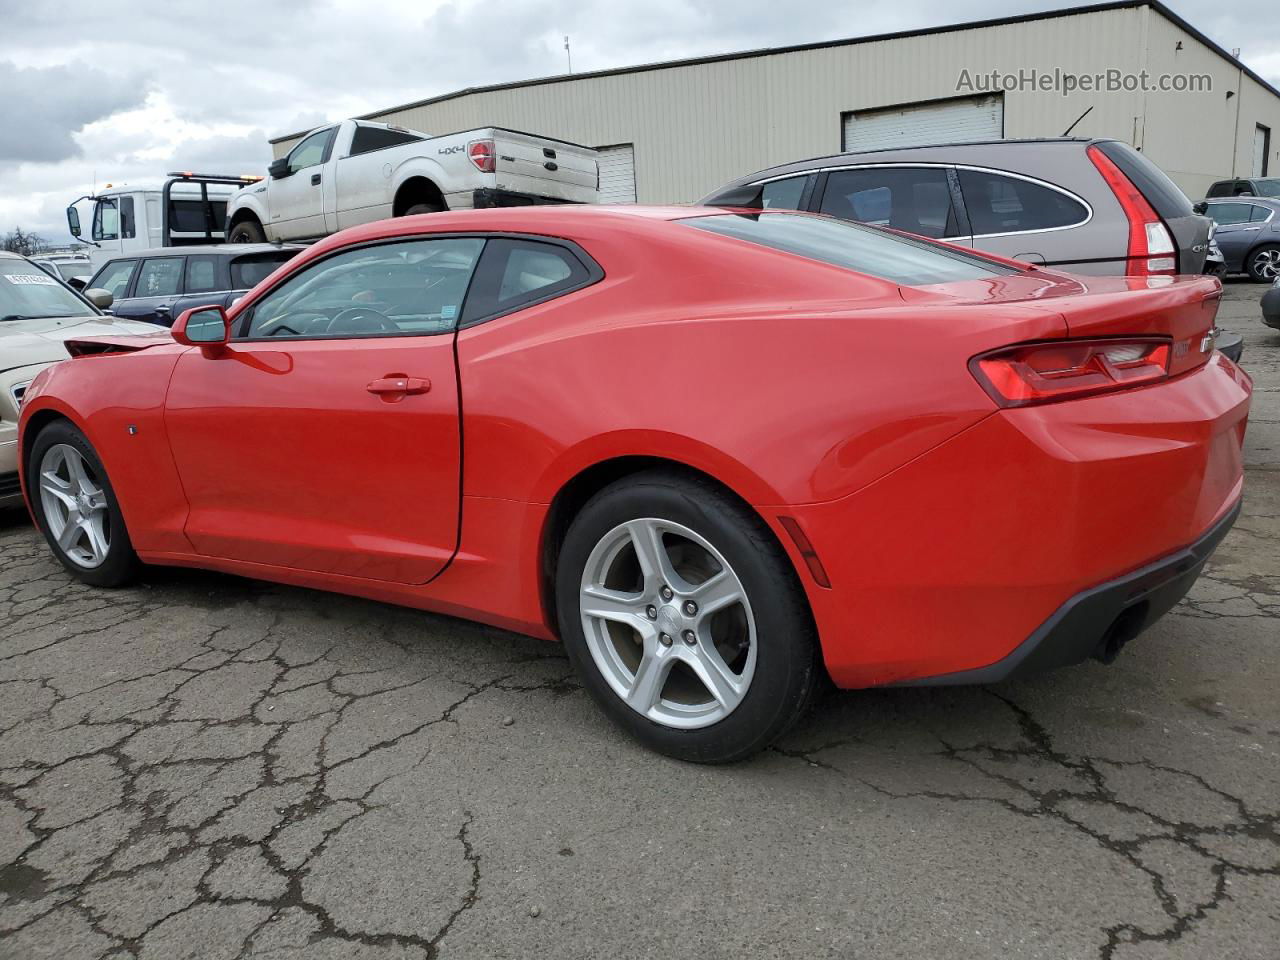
[225,119,600,243]
[66,172,264,273]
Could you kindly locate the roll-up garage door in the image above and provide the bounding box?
[842,95,1004,152]
[596,144,637,203]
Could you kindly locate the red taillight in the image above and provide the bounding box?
[468,139,496,173]
[1087,145,1176,276]
[970,338,1172,408]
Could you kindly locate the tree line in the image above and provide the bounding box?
[2,227,52,257]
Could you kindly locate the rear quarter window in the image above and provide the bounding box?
[682,212,1014,286]
[958,169,1089,235]
[1092,141,1193,219]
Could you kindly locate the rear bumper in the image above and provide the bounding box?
[782,354,1252,688]
[908,499,1239,684]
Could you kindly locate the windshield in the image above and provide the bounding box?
[55,262,90,281]
[681,212,1014,286]
[0,258,96,321]
[1254,178,1280,197]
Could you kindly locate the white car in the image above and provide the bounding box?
[0,252,161,507]
[225,119,600,243]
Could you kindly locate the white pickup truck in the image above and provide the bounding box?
[226,119,600,243]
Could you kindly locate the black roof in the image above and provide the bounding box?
[271,0,1279,145]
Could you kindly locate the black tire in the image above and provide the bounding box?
[555,470,821,763]
[26,420,139,588]
[227,219,266,244]
[403,203,444,216]
[1246,244,1280,283]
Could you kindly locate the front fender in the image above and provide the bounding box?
[228,188,270,230]
[19,351,195,554]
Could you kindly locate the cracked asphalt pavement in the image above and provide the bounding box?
[1,281,1278,960]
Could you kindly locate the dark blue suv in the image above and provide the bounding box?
[86,244,302,326]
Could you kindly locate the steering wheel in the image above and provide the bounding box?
[324,306,398,335]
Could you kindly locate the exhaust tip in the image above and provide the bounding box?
[1093,601,1151,664]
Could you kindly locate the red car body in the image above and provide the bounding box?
[18,206,1252,688]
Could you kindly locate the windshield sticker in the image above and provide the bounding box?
[5,273,59,286]
[441,305,457,318]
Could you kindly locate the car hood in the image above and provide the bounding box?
[0,315,164,373]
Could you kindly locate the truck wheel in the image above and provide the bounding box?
[228,219,265,244]
[403,203,444,216]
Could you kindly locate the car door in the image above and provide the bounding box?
[110,256,185,326]
[267,127,336,239]
[815,165,967,244]
[955,168,1092,266]
[1206,202,1260,271]
[162,235,486,584]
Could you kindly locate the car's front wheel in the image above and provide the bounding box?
[556,470,821,762]
[27,421,139,587]
[1247,244,1280,282]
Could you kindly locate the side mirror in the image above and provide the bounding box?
[173,305,230,350]
[268,158,292,179]
[67,206,82,237]
[84,288,113,309]
[1192,201,1208,215]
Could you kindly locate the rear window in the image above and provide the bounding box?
[681,212,1013,286]
[1092,141,1193,219]
[230,251,298,289]
[349,125,424,156]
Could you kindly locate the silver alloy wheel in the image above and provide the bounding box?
[38,443,111,569]
[1253,248,1280,281]
[579,517,757,729]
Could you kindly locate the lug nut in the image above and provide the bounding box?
[646,605,658,620]
[682,629,696,645]
[660,585,673,601]
[659,633,673,647]
[683,600,697,616]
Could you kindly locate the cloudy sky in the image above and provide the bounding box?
[2,0,1278,242]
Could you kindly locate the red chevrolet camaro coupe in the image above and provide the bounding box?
[18,206,1252,761]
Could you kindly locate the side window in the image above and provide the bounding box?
[91,259,137,298]
[463,239,595,324]
[185,255,221,294]
[120,197,136,239]
[241,237,485,340]
[1207,202,1254,225]
[958,169,1089,235]
[92,199,119,241]
[1233,181,1254,196]
[760,176,810,211]
[1206,181,1231,198]
[288,128,336,173]
[349,126,424,156]
[230,252,297,289]
[820,167,958,239]
[135,257,185,297]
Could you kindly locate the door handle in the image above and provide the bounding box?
[311,173,322,186]
[154,305,171,314]
[1243,226,1261,232]
[367,376,430,396]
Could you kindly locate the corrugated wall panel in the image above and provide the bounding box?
[269,6,1276,201]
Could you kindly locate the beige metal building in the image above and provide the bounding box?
[270,0,1280,203]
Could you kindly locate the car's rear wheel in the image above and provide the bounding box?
[556,470,820,762]
[227,219,265,244]
[28,421,138,587]
[1247,244,1280,282]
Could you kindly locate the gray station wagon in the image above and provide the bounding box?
[702,138,1212,278]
